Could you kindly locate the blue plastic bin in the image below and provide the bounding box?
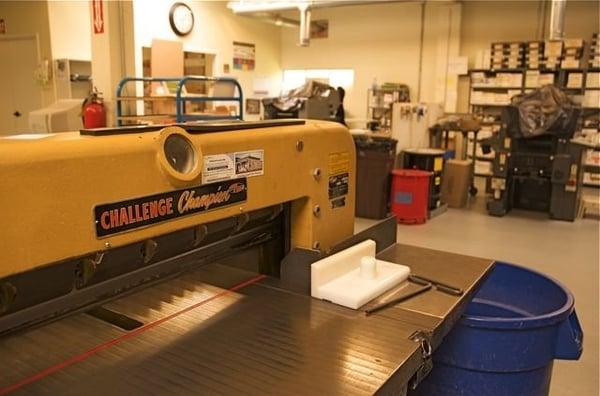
[411,262,583,396]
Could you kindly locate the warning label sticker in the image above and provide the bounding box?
[203,149,264,184]
[328,151,350,209]
[328,151,350,175]
[331,197,346,209]
[434,157,443,172]
[329,172,349,199]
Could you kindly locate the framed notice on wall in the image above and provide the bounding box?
[245,98,260,115]
[233,41,255,71]
[310,20,329,39]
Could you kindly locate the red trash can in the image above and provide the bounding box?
[390,169,431,224]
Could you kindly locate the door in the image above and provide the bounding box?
[0,36,43,135]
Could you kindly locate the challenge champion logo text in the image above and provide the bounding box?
[95,180,247,237]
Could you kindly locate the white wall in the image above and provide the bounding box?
[281,2,420,120]
[132,0,282,104]
[47,0,91,61]
[280,2,461,121]
[0,0,55,106]
[420,2,462,111]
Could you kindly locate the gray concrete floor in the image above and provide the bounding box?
[355,186,599,396]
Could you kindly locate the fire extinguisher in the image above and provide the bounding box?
[82,88,107,129]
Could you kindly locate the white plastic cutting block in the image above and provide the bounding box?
[311,239,410,309]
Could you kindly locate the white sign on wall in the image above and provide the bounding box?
[447,56,468,76]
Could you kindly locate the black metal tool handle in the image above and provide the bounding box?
[365,283,432,316]
[409,274,464,296]
[435,283,464,296]
[408,275,430,286]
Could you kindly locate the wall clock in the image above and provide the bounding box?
[169,2,194,36]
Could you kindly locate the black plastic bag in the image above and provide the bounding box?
[262,81,339,112]
[506,85,579,139]
[353,135,397,152]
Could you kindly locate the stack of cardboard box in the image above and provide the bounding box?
[543,40,563,70]
[583,73,600,108]
[525,41,544,69]
[490,42,524,70]
[561,39,585,69]
[589,33,599,69]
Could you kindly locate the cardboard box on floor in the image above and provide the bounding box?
[442,159,472,208]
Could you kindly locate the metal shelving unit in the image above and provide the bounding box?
[582,145,600,187]
[367,86,409,132]
[468,65,600,181]
[115,76,244,126]
[467,69,525,178]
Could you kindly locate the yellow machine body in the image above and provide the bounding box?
[0,120,355,279]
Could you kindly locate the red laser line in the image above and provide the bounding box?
[0,274,267,395]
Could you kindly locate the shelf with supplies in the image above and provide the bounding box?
[469,70,600,104]
[469,68,526,73]
[366,84,410,133]
[53,59,92,100]
[471,103,512,107]
[479,121,503,126]
[468,132,497,143]
[468,155,495,162]
[471,86,523,90]
[583,170,600,187]
[584,163,600,173]
[582,144,600,187]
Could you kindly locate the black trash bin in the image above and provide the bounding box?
[353,135,397,219]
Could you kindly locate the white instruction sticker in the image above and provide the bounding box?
[2,133,54,140]
[203,154,235,183]
[203,149,264,184]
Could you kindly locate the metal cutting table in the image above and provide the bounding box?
[1,233,492,395]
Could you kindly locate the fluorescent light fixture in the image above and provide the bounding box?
[227,1,308,13]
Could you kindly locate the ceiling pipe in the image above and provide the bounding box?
[242,12,300,28]
[227,0,408,14]
[549,0,566,40]
[272,15,300,28]
[298,3,311,46]
[227,0,414,46]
